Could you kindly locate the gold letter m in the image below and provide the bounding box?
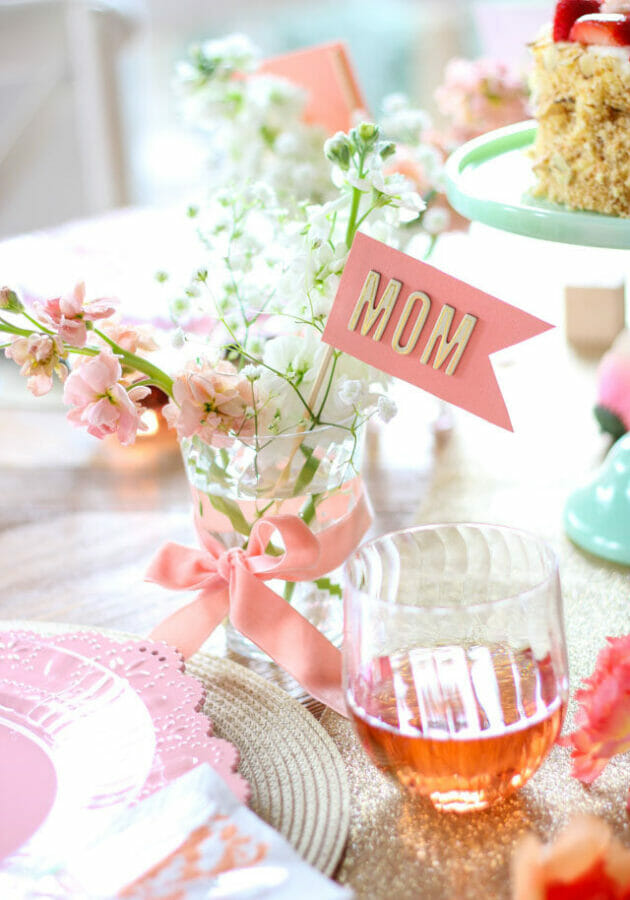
[347,270,402,341]
[420,305,477,376]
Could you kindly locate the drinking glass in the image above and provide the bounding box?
[343,523,569,813]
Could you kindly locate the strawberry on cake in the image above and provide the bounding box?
[530,0,630,216]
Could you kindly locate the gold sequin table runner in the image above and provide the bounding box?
[322,329,630,899]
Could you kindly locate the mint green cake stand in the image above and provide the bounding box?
[444,120,630,251]
[445,121,630,564]
[563,435,630,565]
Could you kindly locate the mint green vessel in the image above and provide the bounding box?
[563,435,630,565]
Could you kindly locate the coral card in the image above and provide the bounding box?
[322,233,554,431]
[259,42,367,135]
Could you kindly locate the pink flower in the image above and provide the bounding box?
[98,319,158,354]
[37,282,116,347]
[63,349,150,445]
[561,635,630,800]
[164,361,261,447]
[596,332,630,439]
[512,816,630,899]
[435,58,529,144]
[5,333,67,396]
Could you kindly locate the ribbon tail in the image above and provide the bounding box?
[229,565,346,716]
[150,586,230,659]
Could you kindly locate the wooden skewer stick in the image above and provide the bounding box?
[305,344,335,416]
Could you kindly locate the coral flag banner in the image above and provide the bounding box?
[322,232,554,431]
[259,41,367,135]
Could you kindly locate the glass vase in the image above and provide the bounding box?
[179,423,367,660]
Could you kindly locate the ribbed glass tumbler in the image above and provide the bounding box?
[343,523,569,813]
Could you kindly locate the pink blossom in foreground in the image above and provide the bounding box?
[98,319,158,354]
[512,816,630,899]
[561,635,630,800]
[435,58,529,144]
[596,331,630,438]
[37,282,117,347]
[163,360,261,447]
[4,333,67,396]
[63,349,150,445]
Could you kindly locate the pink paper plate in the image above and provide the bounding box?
[0,630,249,874]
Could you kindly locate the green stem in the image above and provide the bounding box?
[92,328,173,396]
[22,311,53,335]
[236,348,317,421]
[423,235,438,261]
[345,186,362,247]
[247,286,277,329]
[254,500,276,519]
[268,310,325,332]
[0,319,33,338]
[327,210,338,246]
[251,388,261,486]
[353,203,378,232]
[66,344,97,354]
[344,147,367,247]
[315,351,339,421]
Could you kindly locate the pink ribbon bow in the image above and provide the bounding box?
[146,489,371,716]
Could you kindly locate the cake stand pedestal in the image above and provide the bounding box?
[445,122,630,565]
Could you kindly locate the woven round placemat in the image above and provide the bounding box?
[0,621,350,877]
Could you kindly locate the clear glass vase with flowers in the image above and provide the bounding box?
[0,122,420,675]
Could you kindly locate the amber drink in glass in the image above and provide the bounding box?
[343,524,568,813]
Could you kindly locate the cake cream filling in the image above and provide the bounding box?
[588,44,630,61]
[535,16,630,63]
[534,28,630,74]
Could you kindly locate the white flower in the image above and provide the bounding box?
[381,93,432,146]
[249,76,305,128]
[342,169,372,194]
[377,394,397,423]
[338,378,363,405]
[364,216,400,247]
[305,196,350,241]
[198,33,259,77]
[241,182,276,207]
[228,233,265,273]
[414,145,445,190]
[422,206,450,235]
[170,328,186,349]
[370,171,426,215]
[382,93,409,116]
[241,364,263,381]
[262,330,324,382]
[275,132,300,157]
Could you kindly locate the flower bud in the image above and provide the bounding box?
[377,394,397,423]
[353,122,380,150]
[379,140,396,160]
[324,132,352,170]
[422,206,450,236]
[0,287,23,313]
